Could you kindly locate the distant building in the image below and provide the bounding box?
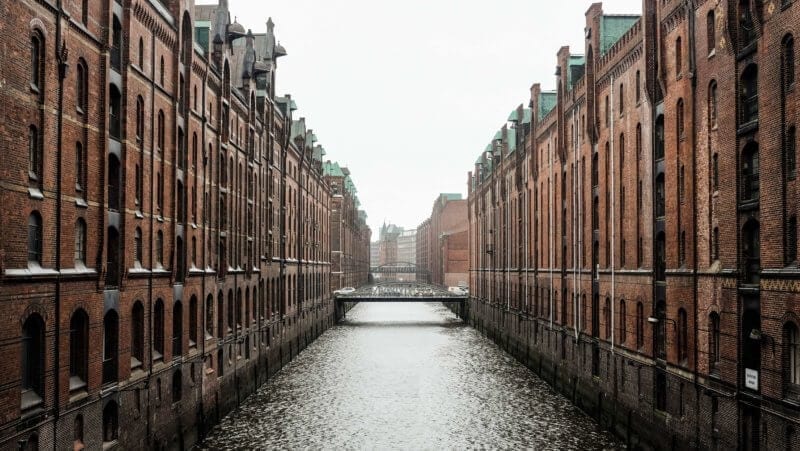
[370,241,380,267]
[397,229,417,281]
[417,194,468,287]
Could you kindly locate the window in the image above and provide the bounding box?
[713,226,720,261]
[131,302,144,370]
[655,232,666,282]
[740,64,758,125]
[173,301,183,356]
[153,299,164,361]
[109,85,121,139]
[21,314,45,409]
[619,83,624,114]
[107,154,121,211]
[656,302,667,359]
[619,299,627,344]
[787,126,797,179]
[655,174,665,218]
[605,95,610,127]
[132,227,142,266]
[105,227,120,287]
[710,312,721,373]
[159,56,165,85]
[155,230,163,267]
[787,216,797,264]
[784,34,795,88]
[636,70,641,103]
[205,294,214,338]
[636,302,644,349]
[712,152,719,190]
[75,143,85,193]
[738,0,756,48]
[29,125,40,182]
[678,308,688,363]
[172,370,182,403]
[709,81,718,128]
[28,212,42,266]
[676,37,683,76]
[102,401,118,444]
[74,414,84,450]
[677,98,685,138]
[30,34,43,91]
[189,296,197,347]
[76,62,87,113]
[74,219,86,266]
[707,10,715,54]
[742,142,760,202]
[604,297,611,339]
[784,322,800,395]
[69,309,89,391]
[742,219,760,284]
[157,110,165,152]
[217,292,224,339]
[655,115,665,160]
[111,17,122,70]
[679,165,685,203]
[102,310,118,384]
[138,37,144,68]
[136,96,144,141]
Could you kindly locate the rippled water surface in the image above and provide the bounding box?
[200,303,621,450]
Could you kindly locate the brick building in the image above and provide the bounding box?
[0,0,369,448]
[417,193,468,288]
[468,1,800,449]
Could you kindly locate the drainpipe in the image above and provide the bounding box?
[53,1,66,444]
[578,104,583,340]
[610,75,616,353]
[573,108,580,340]
[549,132,554,329]
[198,67,208,441]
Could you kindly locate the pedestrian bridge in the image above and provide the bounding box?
[334,282,467,319]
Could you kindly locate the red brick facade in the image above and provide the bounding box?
[417,194,468,287]
[0,0,369,448]
[468,1,800,449]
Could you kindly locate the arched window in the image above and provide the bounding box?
[74,414,84,449]
[109,85,121,139]
[173,301,183,356]
[153,299,164,361]
[102,401,118,444]
[236,289,242,329]
[788,216,798,265]
[742,142,760,202]
[155,230,163,267]
[655,115,665,160]
[105,226,120,287]
[712,152,719,190]
[205,294,214,338]
[131,301,144,370]
[707,10,715,54]
[604,297,612,339]
[619,83,624,113]
[655,232,666,282]
[619,299,627,344]
[783,34,795,88]
[678,308,688,363]
[656,302,667,359]
[159,55,165,85]
[738,0,756,48]
[787,126,797,180]
[76,61,87,113]
[742,219,760,285]
[172,370,182,403]
[102,310,118,384]
[635,70,641,103]
[709,81,718,128]
[676,37,683,76]
[30,33,43,92]
[28,212,42,266]
[134,227,142,266]
[189,296,197,348]
[157,110,165,152]
[21,314,45,409]
[636,302,644,350]
[29,125,41,183]
[138,37,144,68]
[709,312,721,373]
[74,219,86,266]
[107,153,121,211]
[227,290,234,334]
[75,142,85,195]
[655,173,665,218]
[217,292,224,339]
[713,226,720,261]
[677,98,685,138]
[784,322,800,397]
[69,309,89,391]
[740,64,758,124]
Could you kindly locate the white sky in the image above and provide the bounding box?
[203,0,643,234]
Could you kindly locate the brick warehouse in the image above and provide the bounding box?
[416,194,469,288]
[468,1,800,449]
[0,0,370,448]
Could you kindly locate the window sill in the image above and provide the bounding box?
[135,211,144,219]
[707,49,716,59]
[75,198,88,208]
[28,187,44,200]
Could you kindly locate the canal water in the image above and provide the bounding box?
[200,303,621,450]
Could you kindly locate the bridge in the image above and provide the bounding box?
[334,282,467,320]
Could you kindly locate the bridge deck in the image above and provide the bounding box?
[334,282,466,302]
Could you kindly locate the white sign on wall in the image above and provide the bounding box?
[745,368,759,390]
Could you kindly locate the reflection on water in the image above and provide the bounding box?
[200,302,620,450]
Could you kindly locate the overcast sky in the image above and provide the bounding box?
[204,0,642,236]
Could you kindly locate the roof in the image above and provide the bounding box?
[506,128,517,154]
[323,161,345,177]
[567,55,585,88]
[538,91,557,118]
[440,193,462,201]
[600,15,639,55]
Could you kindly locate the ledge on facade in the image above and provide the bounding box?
[189,266,204,275]
[761,267,800,279]
[28,188,43,200]
[127,267,152,278]
[205,266,216,274]
[4,266,60,280]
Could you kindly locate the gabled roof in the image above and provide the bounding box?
[538,91,557,118]
[323,161,345,177]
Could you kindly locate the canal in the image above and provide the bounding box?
[200,302,621,449]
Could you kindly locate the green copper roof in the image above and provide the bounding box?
[600,15,639,55]
[567,55,585,88]
[441,193,462,201]
[323,161,345,177]
[507,109,519,122]
[538,91,557,118]
[493,130,502,141]
[521,108,532,125]
[507,128,517,154]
